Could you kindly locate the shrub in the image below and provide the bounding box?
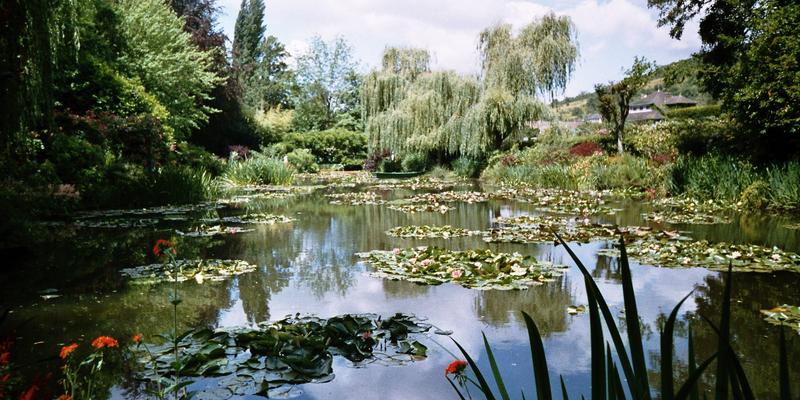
[222,152,294,185]
[626,121,679,159]
[569,141,603,157]
[452,157,485,178]
[379,158,402,173]
[253,107,294,140]
[286,148,320,173]
[665,104,722,119]
[401,153,427,172]
[282,129,367,166]
[173,143,225,176]
[364,149,391,172]
[739,180,770,211]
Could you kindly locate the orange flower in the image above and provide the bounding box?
[132,334,142,344]
[445,360,468,375]
[152,239,176,256]
[59,343,78,359]
[57,395,72,400]
[91,336,119,349]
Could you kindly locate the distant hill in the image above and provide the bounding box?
[551,58,713,121]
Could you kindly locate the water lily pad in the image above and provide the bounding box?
[326,192,385,205]
[73,218,159,229]
[358,247,567,290]
[567,305,586,315]
[492,188,616,215]
[643,197,738,225]
[133,313,432,398]
[120,259,258,284]
[205,213,294,225]
[599,238,800,273]
[386,225,482,239]
[177,225,255,237]
[388,203,454,214]
[402,191,490,204]
[485,215,686,244]
[761,304,800,334]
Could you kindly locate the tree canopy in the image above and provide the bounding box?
[595,57,655,155]
[362,13,578,159]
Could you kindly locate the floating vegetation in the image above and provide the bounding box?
[216,192,295,206]
[177,225,255,237]
[120,259,257,284]
[485,215,686,244]
[73,218,159,229]
[386,225,482,239]
[599,239,800,273]
[206,213,294,225]
[387,202,453,214]
[643,197,738,225]
[326,191,385,205]
[784,222,800,230]
[133,313,432,397]
[493,188,615,215]
[567,305,586,315]
[371,178,456,191]
[403,191,489,204]
[76,203,222,219]
[358,247,567,290]
[761,305,800,334]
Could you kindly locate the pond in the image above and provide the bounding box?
[2,176,799,399]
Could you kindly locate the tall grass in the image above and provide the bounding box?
[766,162,800,211]
[221,152,295,186]
[449,236,793,400]
[667,155,758,201]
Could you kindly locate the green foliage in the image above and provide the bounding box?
[293,36,361,131]
[766,162,800,211]
[667,155,757,201]
[286,148,319,173]
[363,14,578,160]
[232,0,265,70]
[665,104,721,120]
[587,155,662,190]
[401,153,428,172]
[595,57,656,154]
[452,157,485,178]
[253,107,295,141]
[117,0,222,139]
[739,180,770,211]
[281,129,367,166]
[222,152,294,185]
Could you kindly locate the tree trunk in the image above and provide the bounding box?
[616,127,624,155]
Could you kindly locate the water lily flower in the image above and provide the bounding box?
[91,336,119,349]
[729,251,742,259]
[420,259,433,267]
[445,360,468,375]
[451,270,463,279]
[392,248,401,255]
[409,258,417,264]
[60,343,79,359]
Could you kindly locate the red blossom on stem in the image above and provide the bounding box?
[445,360,468,375]
[152,239,176,256]
[59,343,78,359]
[91,336,118,349]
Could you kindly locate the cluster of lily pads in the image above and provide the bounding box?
[370,178,456,191]
[326,191,385,205]
[205,213,294,225]
[642,197,738,225]
[358,247,567,290]
[72,203,224,228]
[402,191,489,204]
[386,225,482,239]
[761,305,800,334]
[133,313,432,398]
[485,217,685,245]
[120,259,257,284]
[73,217,159,229]
[599,238,800,273]
[387,203,454,214]
[177,225,255,237]
[492,188,616,215]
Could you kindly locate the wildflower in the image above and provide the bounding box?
[451,269,463,279]
[132,334,142,344]
[59,343,78,359]
[445,360,468,375]
[153,239,176,256]
[91,336,119,349]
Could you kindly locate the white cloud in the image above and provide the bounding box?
[216,0,702,96]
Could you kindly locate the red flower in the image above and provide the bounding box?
[59,343,78,359]
[0,351,8,365]
[132,334,142,344]
[445,360,468,375]
[19,384,39,400]
[57,395,72,400]
[91,336,118,349]
[152,239,176,256]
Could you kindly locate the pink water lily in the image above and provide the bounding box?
[421,259,433,267]
[451,269,463,279]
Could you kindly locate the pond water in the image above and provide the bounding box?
[2,179,799,399]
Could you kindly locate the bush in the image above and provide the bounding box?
[253,107,294,141]
[364,149,391,172]
[222,152,295,185]
[282,129,367,166]
[401,153,427,172]
[569,141,603,157]
[739,180,770,211]
[379,158,402,173]
[665,104,722,119]
[452,157,485,178]
[286,148,320,173]
[172,143,225,176]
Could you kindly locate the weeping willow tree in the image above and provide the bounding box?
[362,13,578,159]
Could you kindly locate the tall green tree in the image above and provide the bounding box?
[595,57,654,155]
[648,0,800,160]
[117,0,222,139]
[232,0,265,70]
[363,13,578,159]
[293,36,360,131]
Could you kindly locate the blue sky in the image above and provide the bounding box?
[215,0,701,97]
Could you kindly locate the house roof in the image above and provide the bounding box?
[630,91,697,107]
[584,113,602,121]
[628,110,664,122]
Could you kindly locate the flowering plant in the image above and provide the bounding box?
[59,335,122,399]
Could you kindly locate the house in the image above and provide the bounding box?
[628,91,697,122]
[584,113,602,124]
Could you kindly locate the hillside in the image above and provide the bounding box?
[552,58,713,121]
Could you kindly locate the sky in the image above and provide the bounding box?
[215,0,701,98]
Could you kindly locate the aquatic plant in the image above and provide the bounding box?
[222,152,295,186]
[388,203,454,214]
[358,247,567,290]
[448,236,795,399]
[326,191,385,205]
[386,225,482,239]
[762,305,800,335]
[59,336,124,400]
[121,259,258,284]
